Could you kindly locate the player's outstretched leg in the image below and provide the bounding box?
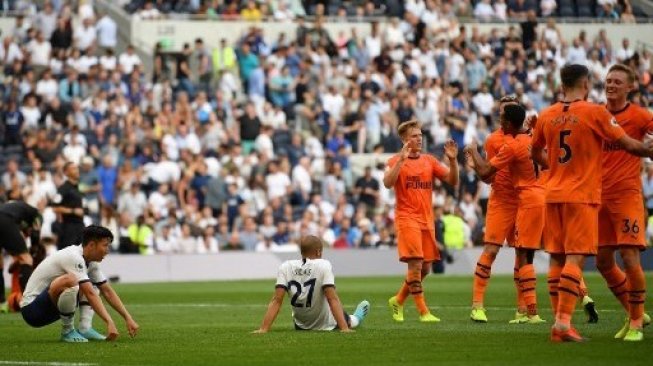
[349,300,370,329]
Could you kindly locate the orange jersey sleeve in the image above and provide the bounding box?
[491,134,545,207]
[388,154,448,225]
[484,129,517,201]
[602,104,653,200]
[537,101,627,204]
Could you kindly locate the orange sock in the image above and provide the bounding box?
[556,263,582,328]
[519,264,538,316]
[472,252,495,307]
[396,281,410,305]
[548,264,562,317]
[625,266,646,328]
[514,257,526,313]
[598,265,629,312]
[407,270,429,315]
[578,277,588,297]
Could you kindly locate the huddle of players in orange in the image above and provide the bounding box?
[385,63,651,342]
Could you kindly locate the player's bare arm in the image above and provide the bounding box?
[617,135,653,158]
[324,287,353,333]
[442,139,459,187]
[530,145,549,169]
[465,142,496,181]
[80,281,119,341]
[383,141,412,188]
[98,283,139,338]
[253,287,286,334]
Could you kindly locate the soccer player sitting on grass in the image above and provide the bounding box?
[20,225,139,342]
[253,235,370,333]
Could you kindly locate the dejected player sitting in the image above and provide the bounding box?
[253,235,369,333]
[20,225,139,342]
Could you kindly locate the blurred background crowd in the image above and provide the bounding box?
[1,0,652,256]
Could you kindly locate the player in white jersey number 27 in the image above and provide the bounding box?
[253,235,370,333]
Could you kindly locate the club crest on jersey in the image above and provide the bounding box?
[610,117,618,126]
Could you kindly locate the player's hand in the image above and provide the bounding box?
[463,141,478,155]
[126,318,140,338]
[106,322,119,341]
[73,208,84,216]
[251,329,268,334]
[399,141,413,162]
[444,139,458,159]
[525,114,538,130]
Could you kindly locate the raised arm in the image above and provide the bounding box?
[383,142,412,188]
[253,287,286,334]
[441,139,459,187]
[465,142,497,181]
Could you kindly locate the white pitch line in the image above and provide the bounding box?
[0,362,99,366]
[130,303,619,312]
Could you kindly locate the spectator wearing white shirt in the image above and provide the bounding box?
[540,0,557,17]
[265,160,291,200]
[254,125,275,160]
[174,123,202,155]
[1,36,24,66]
[119,45,142,75]
[494,0,508,20]
[147,155,182,185]
[117,182,148,221]
[99,48,117,71]
[196,226,220,254]
[566,38,587,65]
[322,85,345,122]
[27,31,51,69]
[292,156,312,204]
[383,17,405,47]
[148,183,174,220]
[364,22,382,59]
[95,12,117,49]
[74,17,96,52]
[615,38,634,63]
[35,69,59,102]
[154,224,179,254]
[33,1,58,39]
[471,84,495,127]
[474,0,495,21]
[20,94,41,130]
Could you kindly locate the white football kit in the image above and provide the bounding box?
[21,245,106,308]
[276,258,340,330]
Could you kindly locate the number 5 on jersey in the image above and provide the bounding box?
[559,130,572,164]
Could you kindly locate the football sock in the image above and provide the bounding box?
[556,263,582,329]
[18,264,33,293]
[396,281,410,305]
[58,286,79,333]
[349,315,360,328]
[407,271,429,315]
[514,256,526,313]
[472,252,494,307]
[78,286,99,331]
[599,264,629,313]
[547,264,562,317]
[0,268,5,303]
[519,264,538,316]
[625,266,646,329]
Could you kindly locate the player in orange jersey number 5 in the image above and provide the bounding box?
[383,120,459,323]
[530,64,653,343]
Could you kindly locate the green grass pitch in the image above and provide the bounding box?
[1,273,652,366]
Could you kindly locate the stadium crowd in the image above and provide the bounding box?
[0,0,652,255]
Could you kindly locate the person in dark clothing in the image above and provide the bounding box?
[52,162,85,250]
[0,200,42,303]
[354,166,380,214]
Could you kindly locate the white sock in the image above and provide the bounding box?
[349,314,360,329]
[58,286,79,333]
[78,286,98,332]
